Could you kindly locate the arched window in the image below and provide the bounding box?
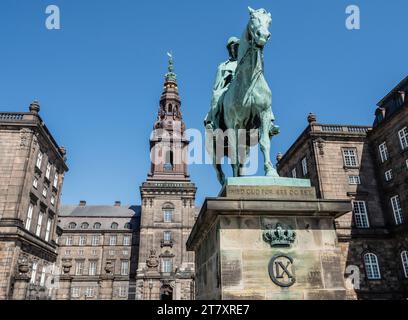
[68,222,76,229]
[364,253,381,280]
[124,222,132,229]
[162,203,174,223]
[93,222,101,229]
[168,104,173,114]
[401,251,408,278]
[80,222,89,229]
[111,222,118,230]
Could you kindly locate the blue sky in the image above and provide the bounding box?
[0,0,407,206]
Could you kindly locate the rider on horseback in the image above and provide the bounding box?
[204,36,240,131]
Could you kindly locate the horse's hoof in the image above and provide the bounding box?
[265,167,278,177]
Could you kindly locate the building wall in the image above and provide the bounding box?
[0,105,68,300]
[277,111,407,299]
[56,207,140,300]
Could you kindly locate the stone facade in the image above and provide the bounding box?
[55,202,140,300]
[276,77,408,299]
[0,101,68,299]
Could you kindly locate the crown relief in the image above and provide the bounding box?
[263,222,296,247]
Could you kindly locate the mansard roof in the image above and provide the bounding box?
[59,205,141,217]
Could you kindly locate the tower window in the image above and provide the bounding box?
[163,210,173,222]
[164,150,174,171]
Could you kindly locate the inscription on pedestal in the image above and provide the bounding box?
[224,185,316,200]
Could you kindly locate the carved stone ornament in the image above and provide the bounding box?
[146,249,159,269]
[263,223,296,247]
[105,261,114,274]
[17,256,30,274]
[62,259,72,274]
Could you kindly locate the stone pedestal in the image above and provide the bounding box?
[186,177,352,300]
[56,275,73,300]
[12,275,29,300]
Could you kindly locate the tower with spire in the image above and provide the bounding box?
[137,55,197,300]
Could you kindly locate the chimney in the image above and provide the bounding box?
[114,201,121,207]
[79,200,86,207]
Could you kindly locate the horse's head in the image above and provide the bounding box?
[247,7,272,48]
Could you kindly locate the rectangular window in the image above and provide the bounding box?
[75,261,84,275]
[25,204,34,230]
[398,127,408,150]
[32,178,38,189]
[164,231,171,241]
[378,142,389,163]
[385,169,393,182]
[36,212,44,237]
[42,187,47,198]
[109,235,117,246]
[291,168,297,178]
[89,261,97,276]
[109,250,115,256]
[342,148,358,167]
[40,267,46,286]
[78,249,84,256]
[352,201,370,228]
[45,163,52,180]
[50,196,55,206]
[120,261,129,275]
[30,262,38,284]
[91,235,100,246]
[301,157,308,176]
[163,210,172,223]
[79,236,86,246]
[162,259,172,273]
[64,249,71,256]
[348,175,361,185]
[71,287,80,298]
[36,152,43,169]
[391,195,404,225]
[91,249,98,256]
[45,218,52,242]
[85,287,95,298]
[122,250,129,256]
[119,286,127,298]
[66,236,73,246]
[123,235,131,246]
[53,173,58,188]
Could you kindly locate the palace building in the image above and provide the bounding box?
[0,69,407,299]
[277,76,408,299]
[0,102,68,299]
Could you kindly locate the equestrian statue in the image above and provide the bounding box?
[205,7,280,185]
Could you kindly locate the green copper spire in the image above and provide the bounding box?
[165,51,177,82]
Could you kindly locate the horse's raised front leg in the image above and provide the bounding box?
[259,110,278,176]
